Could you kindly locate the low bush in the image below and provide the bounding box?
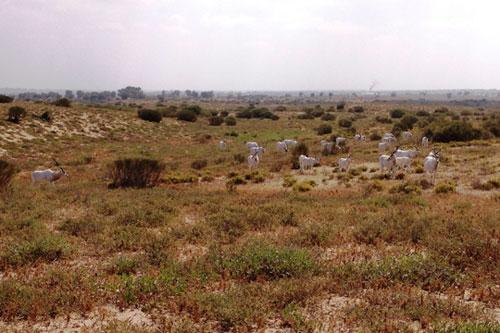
[214,241,316,281]
[40,111,52,122]
[191,159,208,170]
[162,105,178,117]
[183,105,202,115]
[434,182,456,194]
[219,110,229,117]
[369,133,382,141]
[338,119,352,128]
[177,110,197,122]
[350,106,364,113]
[109,158,165,188]
[336,102,346,110]
[397,115,418,130]
[416,110,430,117]
[429,121,483,142]
[0,160,16,191]
[434,107,449,113]
[7,106,27,123]
[375,116,392,124]
[293,181,315,192]
[53,98,71,107]
[138,109,162,123]
[0,95,14,103]
[208,116,224,126]
[297,112,315,120]
[390,109,405,118]
[320,113,336,121]
[316,123,332,135]
[225,116,237,126]
[1,234,72,267]
[471,178,500,191]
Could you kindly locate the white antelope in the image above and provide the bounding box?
[354,134,366,141]
[379,141,390,152]
[402,131,413,141]
[379,150,397,175]
[283,139,298,148]
[218,140,226,150]
[247,154,260,169]
[32,161,68,184]
[335,137,346,147]
[338,155,352,172]
[299,155,320,173]
[249,146,265,158]
[320,140,334,154]
[246,142,259,150]
[276,141,288,153]
[394,147,419,159]
[382,133,396,144]
[395,156,412,172]
[421,136,429,148]
[424,149,441,184]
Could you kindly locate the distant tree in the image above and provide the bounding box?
[118,86,145,100]
[200,91,214,99]
[76,90,85,100]
[65,90,74,100]
[0,95,14,103]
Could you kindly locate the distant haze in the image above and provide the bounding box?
[1,0,499,91]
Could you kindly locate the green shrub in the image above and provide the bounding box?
[40,111,52,122]
[375,116,392,124]
[320,113,336,121]
[398,115,418,130]
[183,105,202,115]
[208,116,224,126]
[350,106,364,113]
[219,110,229,117]
[224,116,237,126]
[293,181,314,192]
[0,160,16,191]
[389,182,421,194]
[431,121,483,142]
[338,119,352,128]
[316,123,332,135]
[337,102,346,110]
[215,242,316,280]
[162,105,178,117]
[483,117,500,137]
[191,159,208,170]
[297,112,315,120]
[177,110,197,122]
[53,98,71,107]
[109,158,165,188]
[138,109,162,122]
[2,234,72,267]
[390,109,405,118]
[58,217,103,239]
[282,175,297,188]
[434,182,456,194]
[416,110,430,117]
[109,256,139,275]
[7,106,27,123]
[0,95,14,103]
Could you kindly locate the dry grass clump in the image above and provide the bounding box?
[471,178,500,191]
[109,158,165,188]
[0,159,16,191]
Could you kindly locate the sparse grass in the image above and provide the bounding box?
[0,100,498,331]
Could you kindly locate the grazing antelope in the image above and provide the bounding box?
[247,153,260,169]
[379,149,398,176]
[218,140,226,150]
[424,149,441,184]
[299,155,320,174]
[421,136,429,148]
[338,154,352,172]
[32,159,68,184]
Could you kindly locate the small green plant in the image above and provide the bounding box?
[390,109,405,118]
[208,116,224,126]
[434,182,456,194]
[224,116,237,126]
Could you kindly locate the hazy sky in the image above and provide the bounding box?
[1,0,499,91]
